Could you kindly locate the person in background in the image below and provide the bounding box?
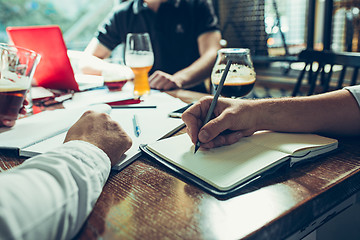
[80,0,222,93]
[0,111,132,239]
[182,86,360,149]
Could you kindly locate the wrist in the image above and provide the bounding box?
[252,99,274,131]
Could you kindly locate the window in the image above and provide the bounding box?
[0,0,115,50]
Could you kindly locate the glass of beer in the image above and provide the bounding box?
[211,48,256,98]
[0,43,40,124]
[125,33,154,97]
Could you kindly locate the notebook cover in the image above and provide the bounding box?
[6,25,79,91]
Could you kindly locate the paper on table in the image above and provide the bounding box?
[110,91,187,170]
[0,104,111,154]
[62,83,134,109]
[8,90,188,171]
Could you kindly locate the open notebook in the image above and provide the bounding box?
[141,131,338,197]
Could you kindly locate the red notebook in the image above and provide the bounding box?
[7,25,82,91]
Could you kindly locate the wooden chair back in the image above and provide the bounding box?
[292,49,360,96]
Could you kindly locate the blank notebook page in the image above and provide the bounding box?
[147,131,338,191]
[147,133,289,190]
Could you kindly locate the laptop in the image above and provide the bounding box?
[6,25,103,91]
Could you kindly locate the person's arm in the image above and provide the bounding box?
[0,111,132,240]
[182,89,360,148]
[149,30,222,90]
[79,38,112,76]
[79,38,133,80]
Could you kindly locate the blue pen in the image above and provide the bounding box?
[132,114,141,137]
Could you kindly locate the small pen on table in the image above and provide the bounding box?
[194,59,232,154]
[132,114,141,137]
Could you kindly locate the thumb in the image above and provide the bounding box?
[198,113,231,143]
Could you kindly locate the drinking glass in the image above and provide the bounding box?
[125,33,154,97]
[0,43,40,122]
[211,48,256,98]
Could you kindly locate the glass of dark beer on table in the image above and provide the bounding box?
[211,48,256,98]
[0,43,40,125]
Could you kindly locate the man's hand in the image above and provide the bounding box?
[149,70,182,90]
[182,97,259,148]
[64,111,132,166]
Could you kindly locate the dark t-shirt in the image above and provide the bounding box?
[96,0,220,82]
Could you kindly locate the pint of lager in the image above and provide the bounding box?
[125,33,154,97]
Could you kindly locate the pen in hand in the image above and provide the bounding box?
[132,114,141,137]
[194,59,232,153]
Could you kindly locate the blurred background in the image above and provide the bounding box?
[1,0,358,53]
[1,0,359,97]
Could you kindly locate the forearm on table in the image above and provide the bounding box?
[79,54,110,76]
[79,38,112,76]
[0,141,110,240]
[174,49,217,88]
[256,89,360,136]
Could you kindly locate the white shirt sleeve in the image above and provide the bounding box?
[0,140,111,240]
[344,85,360,107]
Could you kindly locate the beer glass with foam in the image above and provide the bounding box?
[0,43,40,124]
[125,33,154,97]
[211,48,256,98]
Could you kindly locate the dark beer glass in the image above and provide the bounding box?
[211,48,256,98]
[0,43,40,122]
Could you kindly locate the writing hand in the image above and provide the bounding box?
[182,96,258,148]
[64,111,132,166]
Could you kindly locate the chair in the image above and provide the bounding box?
[292,49,360,96]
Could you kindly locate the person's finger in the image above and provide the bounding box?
[149,75,163,88]
[19,107,27,115]
[197,109,234,143]
[182,97,213,143]
[162,81,177,90]
[1,119,16,127]
[201,130,244,148]
[148,70,161,82]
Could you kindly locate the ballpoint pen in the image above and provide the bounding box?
[132,114,141,137]
[194,59,232,154]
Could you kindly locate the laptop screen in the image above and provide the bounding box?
[6,25,80,91]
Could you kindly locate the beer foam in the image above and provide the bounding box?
[211,64,256,84]
[125,52,154,68]
[0,70,30,91]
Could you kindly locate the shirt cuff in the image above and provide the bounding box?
[59,140,111,184]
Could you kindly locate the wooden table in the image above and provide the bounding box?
[1,89,360,240]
